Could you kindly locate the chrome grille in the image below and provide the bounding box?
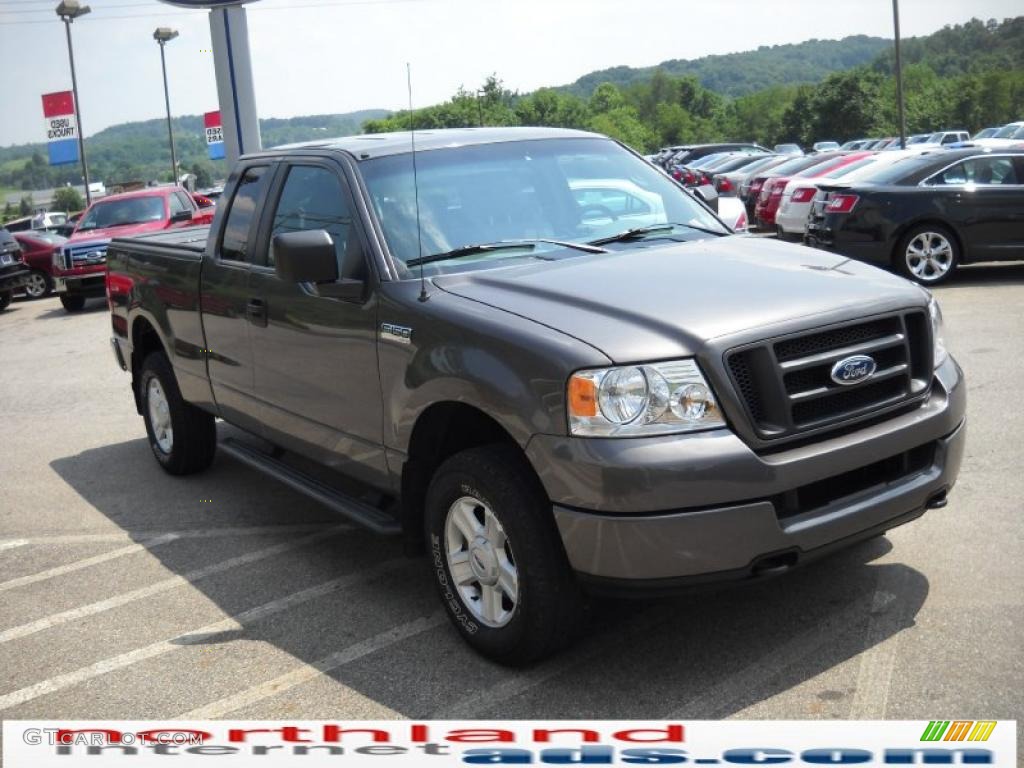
[61,240,108,270]
[726,311,932,440]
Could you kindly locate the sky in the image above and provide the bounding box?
[0,0,1020,147]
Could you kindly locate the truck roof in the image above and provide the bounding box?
[259,126,604,161]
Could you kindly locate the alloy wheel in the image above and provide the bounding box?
[906,231,954,282]
[24,272,48,299]
[147,378,174,454]
[444,495,519,628]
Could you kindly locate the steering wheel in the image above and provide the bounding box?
[578,204,619,222]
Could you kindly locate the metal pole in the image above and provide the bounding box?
[892,0,907,149]
[63,17,91,205]
[158,41,178,185]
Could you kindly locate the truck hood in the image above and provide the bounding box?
[432,236,926,363]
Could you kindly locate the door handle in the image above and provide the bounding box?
[246,297,268,327]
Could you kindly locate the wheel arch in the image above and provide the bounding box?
[399,401,545,553]
[129,313,171,413]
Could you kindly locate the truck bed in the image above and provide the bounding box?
[110,225,210,257]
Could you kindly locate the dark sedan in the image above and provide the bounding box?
[805,149,1024,285]
[0,228,30,311]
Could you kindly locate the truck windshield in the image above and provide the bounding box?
[359,137,727,277]
[77,196,165,232]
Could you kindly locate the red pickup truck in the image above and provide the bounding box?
[53,186,213,312]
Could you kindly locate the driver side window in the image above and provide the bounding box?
[269,165,352,269]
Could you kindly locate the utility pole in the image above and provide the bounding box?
[154,28,180,184]
[56,0,92,205]
[892,0,908,149]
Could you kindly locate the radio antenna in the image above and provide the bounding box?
[407,62,428,302]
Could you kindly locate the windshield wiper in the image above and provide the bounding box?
[406,238,607,268]
[587,222,726,246]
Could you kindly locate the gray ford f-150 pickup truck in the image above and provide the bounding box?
[108,127,965,665]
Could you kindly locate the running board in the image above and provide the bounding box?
[220,438,401,535]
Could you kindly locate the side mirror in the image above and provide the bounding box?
[170,208,193,223]
[693,184,719,213]
[272,229,365,301]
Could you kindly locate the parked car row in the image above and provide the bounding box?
[0,185,214,313]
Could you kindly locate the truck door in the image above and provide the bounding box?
[201,163,272,432]
[247,160,387,488]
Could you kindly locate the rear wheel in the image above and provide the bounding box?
[60,295,86,312]
[140,351,217,475]
[0,291,11,311]
[426,444,582,666]
[24,270,51,299]
[895,225,959,285]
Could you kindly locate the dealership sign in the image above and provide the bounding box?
[204,110,225,160]
[41,91,79,166]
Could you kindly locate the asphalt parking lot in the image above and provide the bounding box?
[1,265,1022,724]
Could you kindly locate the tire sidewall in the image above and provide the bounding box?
[426,468,534,659]
[60,295,86,312]
[896,225,959,285]
[140,363,176,469]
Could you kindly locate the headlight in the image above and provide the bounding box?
[928,296,948,368]
[568,359,726,437]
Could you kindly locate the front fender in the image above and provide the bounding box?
[377,283,611,454]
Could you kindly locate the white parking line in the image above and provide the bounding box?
[0,534,180,594]
[0,526,349,645]
[0,523,341,548]
[847,572,913,718]
[180,612,447,718]
[0,559,408,712]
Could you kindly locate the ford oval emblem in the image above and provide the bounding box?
[830,355,877,386]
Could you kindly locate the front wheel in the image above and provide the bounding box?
[24,270,51,299]
[426,444,582,666]
[60,295,86,312]
[895,225,959,285]
[0,291,11,311]
[140,352,217,475]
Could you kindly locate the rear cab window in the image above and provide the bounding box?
[219,166,271,263]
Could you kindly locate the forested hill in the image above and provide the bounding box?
[560,35,892,98]
[0,110,389,193]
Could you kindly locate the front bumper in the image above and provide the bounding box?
[55,271,106,297]
[528,356,965,589]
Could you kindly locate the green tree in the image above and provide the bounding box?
[52,186,84,213]
[190,162,213,189]
[19,195,33,216]
[589,82,626,114]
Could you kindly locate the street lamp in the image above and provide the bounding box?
[55,0,92,205]
[154,27,180,185]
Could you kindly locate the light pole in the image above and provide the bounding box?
[892,0,907,149]
[55,0,92,205]
[154,27,180,185]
